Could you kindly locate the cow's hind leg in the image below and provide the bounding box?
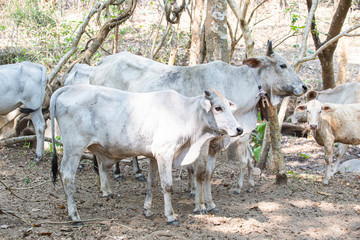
[144,158,158,218]
[133,157,146,182]
[113,162,123,181]
[97,156,113,197]
[246,145,255,193]
[332,143,347,175]
[186,166,195,198]
[30,109,45,162]
[59,151,83,224]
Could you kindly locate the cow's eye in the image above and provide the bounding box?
[280,64,287,69]
[215,106,222,112]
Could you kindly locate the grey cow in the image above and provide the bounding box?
[88,42,307,214]
[0,62,47,162]
[50,85,242,225]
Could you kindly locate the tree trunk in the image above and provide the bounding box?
[268,106,287,184]
[336,38,347,85]
[204,0,229,63]
[189,0,206,65]
[307,0,352,90]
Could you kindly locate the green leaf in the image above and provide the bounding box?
[253,146,261,162]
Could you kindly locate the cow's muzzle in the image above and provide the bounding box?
[309,124,317,130]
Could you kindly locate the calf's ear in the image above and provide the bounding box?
[321,105,333,112]
[201,99,211,112]
[306,90,318,101]
[228,100,237,111]
[295,105,307,112]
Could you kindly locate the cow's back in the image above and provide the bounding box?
[318,82,360,104]
[320,103,360,145]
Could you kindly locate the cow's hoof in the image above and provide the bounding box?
[189,193,195,198]
[71,221,84,226]
[233,190,240,195]
[247,188,254,193]
[114,175,124,181]
[77,164,85,172]
[144,210,153,218]
[136,175,146,182]
[323,180,329,185]
[102,193,114,199]
[193,209,207,215]
[167,220,179,226]
[207,207,220,214]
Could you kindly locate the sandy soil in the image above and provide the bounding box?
[1,135,359,239]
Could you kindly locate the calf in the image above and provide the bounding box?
[50,85,242,225]
[0,62,47,162]
[296,100,360,184]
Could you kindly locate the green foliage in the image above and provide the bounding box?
[251,122,267,161]
[10,0,56,27]
[299,153,310,160]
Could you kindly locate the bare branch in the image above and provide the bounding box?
[294,23,360,69]
[296,0,318,69]
[48,2,101,85]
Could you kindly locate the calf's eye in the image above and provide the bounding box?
[280,64,287,69]
[215,107,222,111]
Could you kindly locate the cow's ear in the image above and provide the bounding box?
[322,105,333,112]
[295,105,307,112]
[201,99,211,112]
[243,58,262,68]
[228,100,237,111]
[306,90,318,101]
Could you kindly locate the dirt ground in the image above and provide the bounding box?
[1,135,360,240]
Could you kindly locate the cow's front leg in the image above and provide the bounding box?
[204,150,219,213]
[246,145,255,193]
[30,110,45,162]
[157,158,177,225]
[144,158,158,218]
[192,159,206,214]
[323,143,334,185]
[186,166,195,198]
[60,152,83,224]
[234,142,248,194]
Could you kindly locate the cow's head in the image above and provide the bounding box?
[295,100,333,130]
[243,41,307,106]
[289,88,318,124]
[201,89,243,137]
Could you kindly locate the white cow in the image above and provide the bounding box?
[50,85,242,225]
[63,63,94,86]
[290,82,360,124]
[63,63,145,181]
[89,42,307,213]
[0,62,47,162]
[295,100,360,184]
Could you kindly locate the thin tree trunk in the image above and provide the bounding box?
[189,0,205,65]
[336,38,347,85]
[268,106,287,184]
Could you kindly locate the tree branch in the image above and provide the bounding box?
[294,24,360,69]
[48,2,101,85]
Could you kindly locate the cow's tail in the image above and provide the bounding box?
[50,86,69,184]
[19,107,38,114]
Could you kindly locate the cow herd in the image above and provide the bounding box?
[1,41,358,225]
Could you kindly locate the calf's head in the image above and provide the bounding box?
[243,41,307,105]
[201,89,243,137]
[295,100,333,130]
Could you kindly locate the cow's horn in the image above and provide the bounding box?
[267,40,274,56]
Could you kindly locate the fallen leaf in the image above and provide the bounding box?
[39,232,52,236]
[32,223,41,227]
[316,191,331,197]
[59,204,65,209]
